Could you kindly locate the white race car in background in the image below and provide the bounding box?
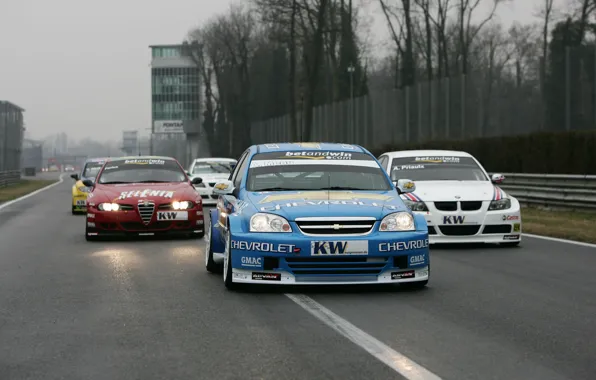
[377,150,521,246]
[187,157,237,206]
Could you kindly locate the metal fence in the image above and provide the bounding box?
[498,173,596,210]
[251,45,596,148]
[0,101,25,171]
[0,170,20,188]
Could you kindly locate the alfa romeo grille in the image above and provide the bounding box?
[295,217,375,235]
[137,202,155,225]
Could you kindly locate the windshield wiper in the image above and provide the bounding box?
[256,187,310,191]
[100,181,130,184]
[134,180,173,183]
[319,186,363,190]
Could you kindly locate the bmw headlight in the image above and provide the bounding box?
[379,212,415,231]
[78,186,91,193]
[403,199,428,212]
[488,198,511,211]
[172,201,193,210]
[98,203,120,211]
[250,213,292,232]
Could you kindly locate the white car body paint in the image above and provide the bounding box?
[188,158,236,206]
[286,294,443,380]
[0,174,64,211]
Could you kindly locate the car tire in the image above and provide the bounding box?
[223,229,238,290]
[205,224,222,273]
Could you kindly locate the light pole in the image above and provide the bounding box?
[347,64,355,136]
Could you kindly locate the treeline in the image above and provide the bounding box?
[186,0,596,158]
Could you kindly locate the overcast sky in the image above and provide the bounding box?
[0,0,566,143]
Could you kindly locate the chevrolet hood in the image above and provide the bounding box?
[403,181,505,202]
[94,182,194,203]
[246,190,407,220]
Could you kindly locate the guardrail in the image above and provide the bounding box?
[0,170,21,188]
[498,173,596,209]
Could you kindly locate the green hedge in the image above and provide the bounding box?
[370,130,596,174]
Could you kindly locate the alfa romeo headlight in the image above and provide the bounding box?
[379,212,415,231]
[403,199,429,212]
[172,201,193,210]
[488,198,511,211]
[78,186,91,193]
[98,203,120,211]
[250,213,292,232]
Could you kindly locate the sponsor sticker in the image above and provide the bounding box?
[241,256,262,268]
[443,215,465,224]
[259,191,393,204]
[503,234,520,240]
[391,271,415,279]
[502,215,520,221]
[392,164,425,171]
[513,223,521,232]
[409,254,426,267]
[76,200,86,206]
[285,151,352,160]
[87,213,94,218]
[310,240,368,255]
[252,272,281,281]
[415,156,460,163]
[123,159,165,165]
[118,189,174,200]
[260,201,399,212]
[379,239,429,252]
[157,211,188,220]
[231,241,300,254]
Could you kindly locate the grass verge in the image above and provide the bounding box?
[521,206,596,244]
[0,179,57,203]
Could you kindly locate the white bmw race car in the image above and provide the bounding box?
[377,150,521,246]
[187,157,237,206]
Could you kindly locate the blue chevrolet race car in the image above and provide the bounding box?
[204,142,430,290]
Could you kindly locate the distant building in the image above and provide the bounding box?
[0,101,25,171]
[149,44,202,166]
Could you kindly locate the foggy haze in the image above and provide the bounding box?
[1,0,557,144]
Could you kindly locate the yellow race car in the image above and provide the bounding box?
[70,158,107,214]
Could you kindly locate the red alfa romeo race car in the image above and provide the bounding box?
[82,156,205,241]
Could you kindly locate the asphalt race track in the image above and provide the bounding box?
[1,174,595,380]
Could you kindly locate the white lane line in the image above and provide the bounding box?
[524,233,596,249]
[285,294,443,380]
[0,174,64,211]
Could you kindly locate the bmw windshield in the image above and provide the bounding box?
[247,151,392,191]
[82,162,104,178]
[391,156,488,181]
[97,158,186,184]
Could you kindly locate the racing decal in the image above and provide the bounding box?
[493,186,504,201]
[123,159,165,165]
[252,272,281,281]
[250,159,379,168]
[241,256,262,268]
[502,215,519,221]
[157,211,188,220]
[259,191,394,204]
[513,223,521,232]
[392,164,425,170]
[379,239,429,252]
[402,192,422,202]
[232,199,250,215]
[443,215,465,224]
[415,156,460,163]
[391,271,415,279]
[503,234,520,240]
[286,151,351,159]
[409,254,426,267]
[231,241,300,254]
[117,189,174,200]
[260,201,400,212]
[292,142,321,149]
[87,213,94,218]
[310,240,368,255]
[75,200,86,206]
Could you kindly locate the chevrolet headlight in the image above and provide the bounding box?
[488,198,511,211]
[172,201,193,210]
[98,203,120,211]
[403,199,429,212]
[78,186,91,193]
[250,213,292,232]
[379,212,415,231]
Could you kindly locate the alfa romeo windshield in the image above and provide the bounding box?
[247,151,391,191]
[391,156,488,181]
[82,162,104,178]
[97,158,186,184]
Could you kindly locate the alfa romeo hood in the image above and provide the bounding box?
[94,182,194,202]
[406,181,500,202]
[246,190,407,220]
